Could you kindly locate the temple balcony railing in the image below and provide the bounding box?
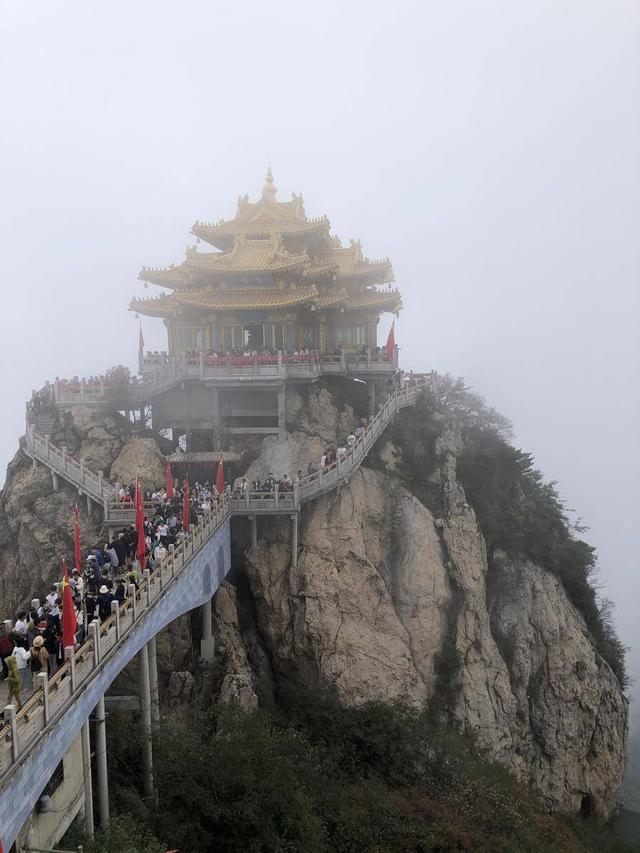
[40,348,401,411]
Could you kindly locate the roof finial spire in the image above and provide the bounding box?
[262,166,277,201]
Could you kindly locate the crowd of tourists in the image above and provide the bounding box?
[0,483,209,711]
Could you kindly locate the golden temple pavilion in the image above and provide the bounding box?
[131,169,402,356]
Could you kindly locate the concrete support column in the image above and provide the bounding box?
[138,644,154,801]
[52,470,60,491]
[148,636,160,726]
[94,696,109,831]
[291,512,299,568]
[249,514,258,549]
[86,492,92,515]
[368,381,376,417]
[277,385,286,438]
[81,720,95,837]
[201,600,215,662]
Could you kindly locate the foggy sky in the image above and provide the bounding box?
[1,2,639,690]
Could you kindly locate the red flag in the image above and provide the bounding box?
[385,321,396,356]
[165,459,174,498]
[61,560,77,650]
[135,479,146,569]
[73,506,82,574]
[138,322,145,361]
[215,452,225,497]
[182,480,191,532]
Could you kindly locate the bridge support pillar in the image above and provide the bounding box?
[138,644,155,802]
[51,470,59,491]
[291,512,299,568]
[81,719,94,837]
[201,600,215,662]
[86,492,92,515]
[277,385,286,439]
[94,695,109,831]
[148,636,160,726]
[249,514,258,548]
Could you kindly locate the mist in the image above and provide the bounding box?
[1,0,638,694]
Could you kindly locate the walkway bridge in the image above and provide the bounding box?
[3,377,427,850]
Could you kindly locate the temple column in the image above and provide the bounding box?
[148,636,160,726]
[201,600,215,662]
[277,385,286,439]
[317,315,327,354]
[94,696,109,830]
[291,512,299,568]
[138,644,154,801]
[81,720,94,837]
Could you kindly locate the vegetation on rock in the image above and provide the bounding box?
[67,691,630,852]
[392,376,627,690]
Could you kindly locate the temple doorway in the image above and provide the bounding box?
[243,324,264,351]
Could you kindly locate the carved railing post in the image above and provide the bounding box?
[35,671,49,724]
[111,599,121,640]
[66,646,76,692]
[129,583,138,621]
[89,619,101,666]
[6,705,18,762]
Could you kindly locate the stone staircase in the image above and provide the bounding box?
[25,378,429,524]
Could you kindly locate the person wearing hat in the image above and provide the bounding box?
[30,635,49,675]
[97,585,114,622]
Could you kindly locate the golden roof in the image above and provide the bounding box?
[131,286,320,316]
[192,170,330,250]
[176,287,318,312]
[136,170,401,314]
[344,288,402,312]
[315,241,394,284]
[141,238,317,288]
[131,284,400,318]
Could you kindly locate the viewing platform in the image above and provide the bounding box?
[44,348,400,410]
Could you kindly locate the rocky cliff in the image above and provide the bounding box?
[212,382,628,817]
[0,381,627,818]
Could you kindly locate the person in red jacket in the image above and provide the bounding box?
[0,626,14,679]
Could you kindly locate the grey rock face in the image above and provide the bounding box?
[215,399,627,816]
[0,450,104,614]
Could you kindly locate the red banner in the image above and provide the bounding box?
[216,453,225,497]
[385,320,396,355]
[182,480,190,533]
[165,459,174,498]
[61,560,77,650]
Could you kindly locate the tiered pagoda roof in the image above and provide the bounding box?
[132,170,401,318]
[131,285,401,317]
